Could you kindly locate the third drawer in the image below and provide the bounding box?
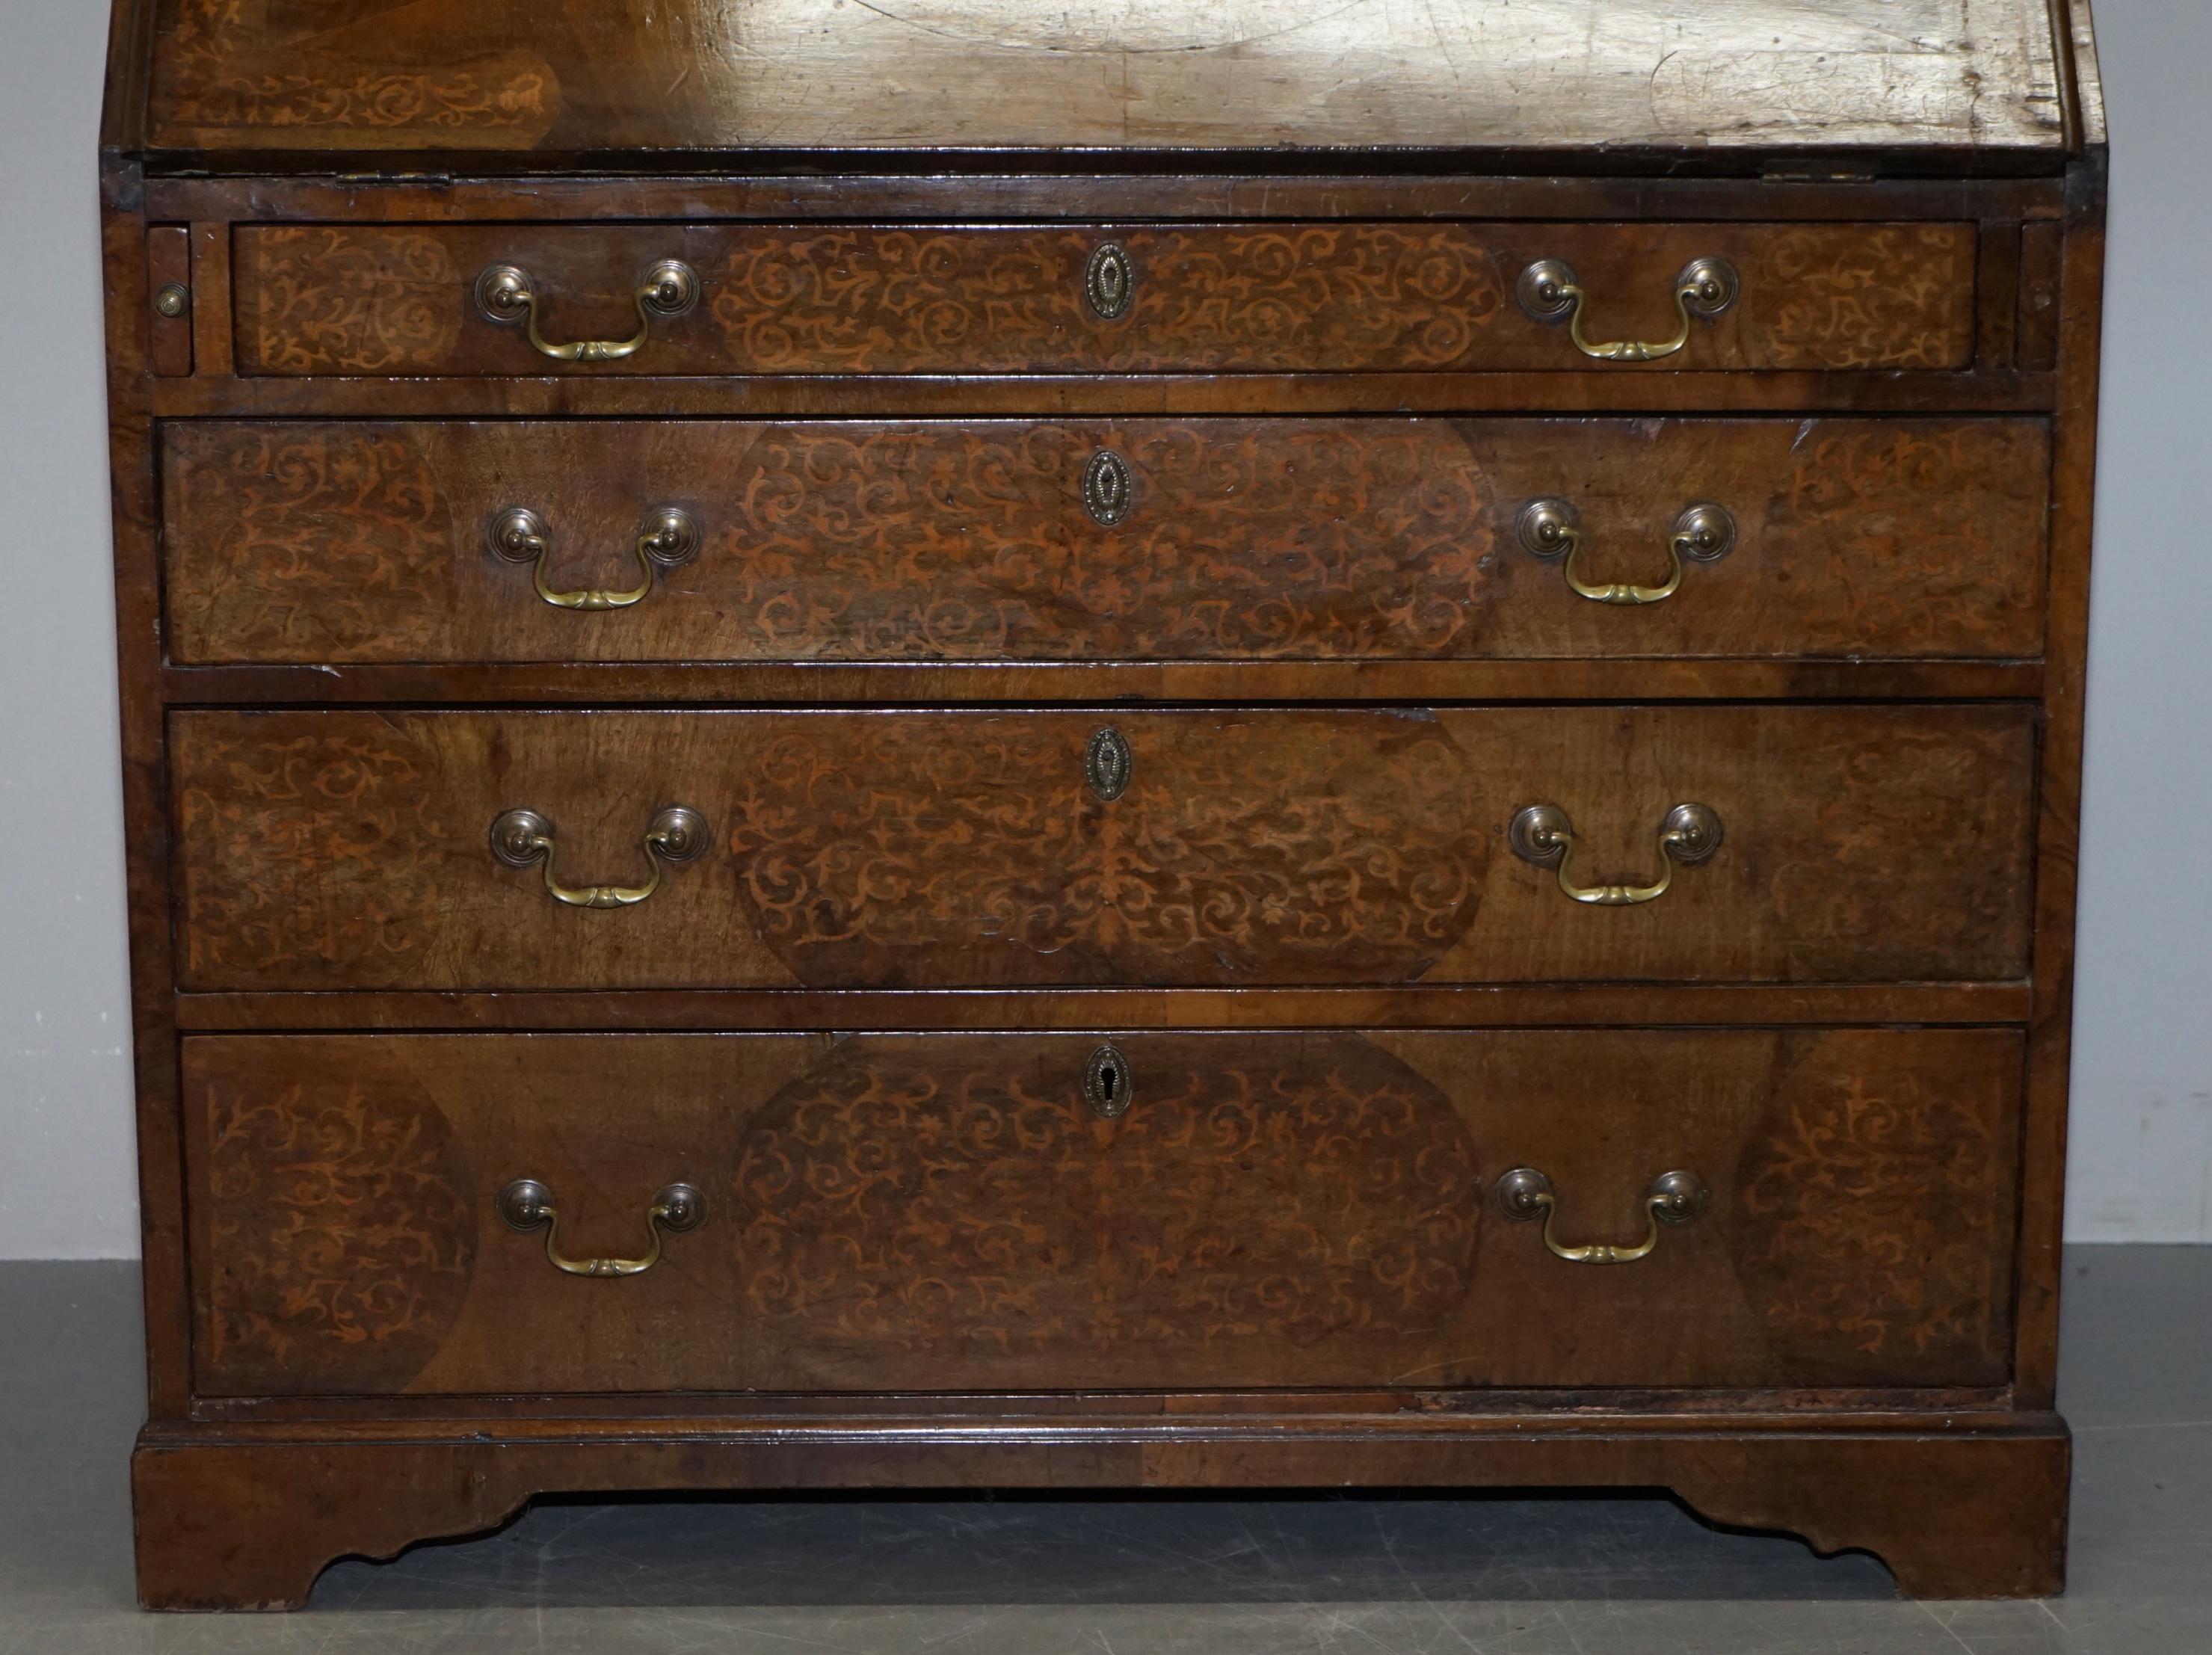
[172,703,2037,992]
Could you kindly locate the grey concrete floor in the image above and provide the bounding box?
[1,1247,2205,1652]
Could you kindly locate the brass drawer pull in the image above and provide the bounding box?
[1515,256,1740,363]
[489,505,700,610]
[1509,801,1722,906]
[488,805,709,908]
[473,258,700,363]
[496,1178,705,1278]
[1516,499,1735,606]
[1496,1167,1708,1264]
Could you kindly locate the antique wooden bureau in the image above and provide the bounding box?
[98,0,2107,1608]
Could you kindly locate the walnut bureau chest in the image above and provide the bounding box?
[99,0,2108,1607]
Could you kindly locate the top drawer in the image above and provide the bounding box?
[232,221,1977,378]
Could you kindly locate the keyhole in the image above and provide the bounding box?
[1084,1043,1133,1118]
[1082,450,1133,526]
[1085,242,1135,321]
[1085,727,1133,801]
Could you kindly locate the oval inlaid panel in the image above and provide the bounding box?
[1730,1047,2019,1384]
[193,1072,476,1393]
[730,1033,1483,1388]
[725,711,1488,986]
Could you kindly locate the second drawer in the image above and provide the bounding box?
[162,416,2050,666]
[172,704,2036,992]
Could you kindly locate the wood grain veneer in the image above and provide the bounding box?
[163,416,2049,666]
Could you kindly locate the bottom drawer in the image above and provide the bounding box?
[183,1029,2022,1398]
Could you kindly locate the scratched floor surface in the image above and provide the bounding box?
[3,1246,2205,1654]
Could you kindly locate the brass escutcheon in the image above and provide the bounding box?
[1085,241,1136,320]
[1082,450,1134,526]
[1083,1043,1135,1118]
[1085,727,1133,801]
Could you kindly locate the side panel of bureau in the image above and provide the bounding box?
[161,417,2051,666]
[168,705,2038,991]
[180,1028,2024,1397]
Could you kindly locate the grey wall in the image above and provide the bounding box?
[2064,0,2212,1241]
[0,0,2207,1256]
[0,0,138,1259]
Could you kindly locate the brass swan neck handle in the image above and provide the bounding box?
[488,806,710,909]
[496,1179,705,1278]
[489,505,700,611]
[1516,499,1737,606]
[1509,801,1723,906]
[474,259,700,363]
[1495,1168,1710,1264]
[1515,256,1740,363]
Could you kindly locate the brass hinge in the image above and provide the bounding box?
[331,171,455,188]
[1760,163,1879,182]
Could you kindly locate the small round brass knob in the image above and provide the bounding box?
[1657,802,1724,866]
[1494,1165,1557,1221]
[1506,803,1574,869]
[1646,1170,1712,1225]
[153,283,190,319]
[487,505,551,564]
[1674,256,1741,320]
[636,259,702,319]
[1515,498,1578,561]
[644,805,712,863]
[639,507,702,567]
[496,1177,557,1231]
[653,1183,708,1232]
[488,807,556,870]
[1673,502,1737,564]
[473,262,534,324]
[1515,259,1578,322]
